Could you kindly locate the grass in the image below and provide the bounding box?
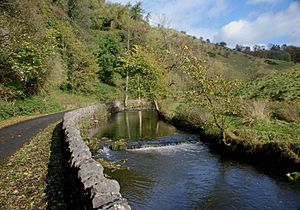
[0,122,67,209]
[234,65,300,101]
[0,83,124,122]
[264,59,297,71]
[0,95,63,121]
[160,98,300,171]
[244,99,270,121]
[224,116,300,145]
[204,44,298,82]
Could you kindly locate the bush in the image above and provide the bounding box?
[270,101,300,123]
[94,82,123,102]
[243,99,270,121]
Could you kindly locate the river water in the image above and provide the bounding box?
[93,110,300,210]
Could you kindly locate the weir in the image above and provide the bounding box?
[89,110,300,209]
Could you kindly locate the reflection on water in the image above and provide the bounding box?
[95,110,179,141]
[95,111,300,210]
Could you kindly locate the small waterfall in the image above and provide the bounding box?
[127,142,202,155]
[97,146,111,157]
[126,134,200,150]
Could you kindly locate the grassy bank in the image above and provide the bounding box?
[0,122,67,209]
[160,100,300,174]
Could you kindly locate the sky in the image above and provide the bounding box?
[107,0,300,48]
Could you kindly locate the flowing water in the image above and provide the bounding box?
[93,110,300,210]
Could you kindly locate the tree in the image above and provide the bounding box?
[219,41,227,47]
[129,2,143,21]
[181,45,241,136]
[117,45,166,109]
[253,45,261,51]
[285,46,300,63]
[271,44,280,51]
[95,33,122,85]
[67,0,106,29]
[244,46,251,52]
[235,44,242,51]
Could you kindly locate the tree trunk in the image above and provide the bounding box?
[139,110,142,137]
[155,121,160,135]
[153,99,159,111]
[124,72,129,107]
[124,29,130,108]
[138,75,141,106]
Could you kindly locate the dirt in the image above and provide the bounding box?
[0,112,65,162]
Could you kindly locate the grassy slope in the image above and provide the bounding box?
[204,43,297,81]
[234,65,300,101]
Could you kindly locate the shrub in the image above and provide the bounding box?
[0,96,63,120]
[243,99,270,121]
[94,82,123,102]
[0,19,56,97]
[270,101,300,123]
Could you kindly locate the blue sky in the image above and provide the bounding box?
[107,0,300,48]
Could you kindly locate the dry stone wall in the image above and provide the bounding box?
[62,105,130,210]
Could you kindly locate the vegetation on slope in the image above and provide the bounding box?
[234,65,300,101]
[0,0,143,120]
[2,0,298,122]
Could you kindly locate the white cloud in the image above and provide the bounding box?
[247,0,281,5]
[214,1,300,47]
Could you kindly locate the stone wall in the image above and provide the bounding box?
[62,105,130,210]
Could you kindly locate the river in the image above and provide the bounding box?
[92,110,300,210]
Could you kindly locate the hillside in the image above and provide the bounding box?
[145,28,295,82]
[0,0,299,121]
[235,65,300,101]
[206,46,296,81]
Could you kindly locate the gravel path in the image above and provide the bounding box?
[0,112,66,162]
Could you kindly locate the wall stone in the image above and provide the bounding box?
[62,105,130,210]
[106,100,152,113]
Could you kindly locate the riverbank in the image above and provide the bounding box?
[159,108,300,176]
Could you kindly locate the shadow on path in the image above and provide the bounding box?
[45,122,69,209]
[45,122,88,209]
